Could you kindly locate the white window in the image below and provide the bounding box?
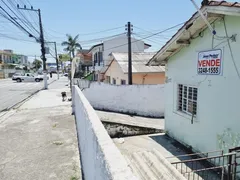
[178,84,198,116]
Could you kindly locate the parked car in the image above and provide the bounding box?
[12,73,24,80]
[37,74,49,80]
[12,73,48,82]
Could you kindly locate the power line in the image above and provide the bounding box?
[46,26,124,36]
[134,23,183,39]
[134,33,167,45]
[0,5,37,39]
[79,26,124,36]
[4,0,39,35]
[0,32,37,43]
[79,33,125,44]
[104,22,185,52]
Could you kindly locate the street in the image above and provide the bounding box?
[0,76,57,112]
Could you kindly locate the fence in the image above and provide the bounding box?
[168,148,240,180]
[0,69,23,78]
[229,147,240,180]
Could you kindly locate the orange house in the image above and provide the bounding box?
[103,52,165,85]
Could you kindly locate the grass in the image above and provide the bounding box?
[84,73,93,80]
[70,176,78,180]
[70,164,79,180]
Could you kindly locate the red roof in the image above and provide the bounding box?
[207,1,240,7]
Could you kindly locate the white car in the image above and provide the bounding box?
[12,73,48,82]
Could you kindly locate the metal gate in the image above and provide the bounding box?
[169,148,240,180]
[228,147,240,180]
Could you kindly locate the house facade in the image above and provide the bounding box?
[0,50,13,64]
[105,52,165,85]
[88,35,151,81]
[76,50,92,74]
[148,1,240,153]
[0,50,28,66]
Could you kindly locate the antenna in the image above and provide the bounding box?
[190,0,216,35]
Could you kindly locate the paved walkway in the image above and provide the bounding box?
[96,110,164,130]
[0,78,82,180]
[0,75,57,112]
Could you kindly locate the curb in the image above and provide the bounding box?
[0,79,58,112]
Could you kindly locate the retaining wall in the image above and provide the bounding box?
[73,85,138,180]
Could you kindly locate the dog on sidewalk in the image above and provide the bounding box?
[61,92,67,102]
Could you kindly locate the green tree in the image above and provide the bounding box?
[62,34,82,89]
[61,34,82,59]
[32,59,42,70]
[59,54,71,62]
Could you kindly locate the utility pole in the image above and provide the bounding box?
[54,42,59,79]
[17,5,48,89]
[45,41,59,79]
[126,22,133,85]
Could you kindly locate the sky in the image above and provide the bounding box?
[0,0,204,63]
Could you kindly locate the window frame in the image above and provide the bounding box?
[177,84,198,117]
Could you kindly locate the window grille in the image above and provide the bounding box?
[178,84,198,116]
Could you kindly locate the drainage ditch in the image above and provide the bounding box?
[102,121,163,138]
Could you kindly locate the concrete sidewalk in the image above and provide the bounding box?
[0,78,81,180]
[97,110,164,130]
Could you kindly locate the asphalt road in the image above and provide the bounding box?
[0,77,56,112]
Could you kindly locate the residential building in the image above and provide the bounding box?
[104,52,165,85]
[17,55,28,66]
[0,50,13,64]
[0,50,28,66]
[76,49,92,73]
[88,34,151,81]
[148,1,240,153]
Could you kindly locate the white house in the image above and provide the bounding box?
[88,34,151,81]
[148,1,240,154]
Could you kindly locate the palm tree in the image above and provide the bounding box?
[62,34,82,89]
[61,34,82,59]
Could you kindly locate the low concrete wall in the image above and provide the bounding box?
[73,85,138,180]
[74,79,165,118]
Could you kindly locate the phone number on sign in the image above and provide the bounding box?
[198,67,219,74]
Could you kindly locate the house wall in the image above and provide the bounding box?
[75,80,165,117]
[103,35,145,66]
[104,60,165,85]
[72,86,138,180]
[90,36,146,81]
[165,16,240,153]
[90,45,104,72]
[133,73,165,85]
[104,60,128,84]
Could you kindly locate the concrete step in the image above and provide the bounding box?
[124,155,147,180]
[128,149,187,180]
[153,149,203,180]
[131,152,159,180]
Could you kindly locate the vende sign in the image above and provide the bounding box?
[197,49,222,75]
